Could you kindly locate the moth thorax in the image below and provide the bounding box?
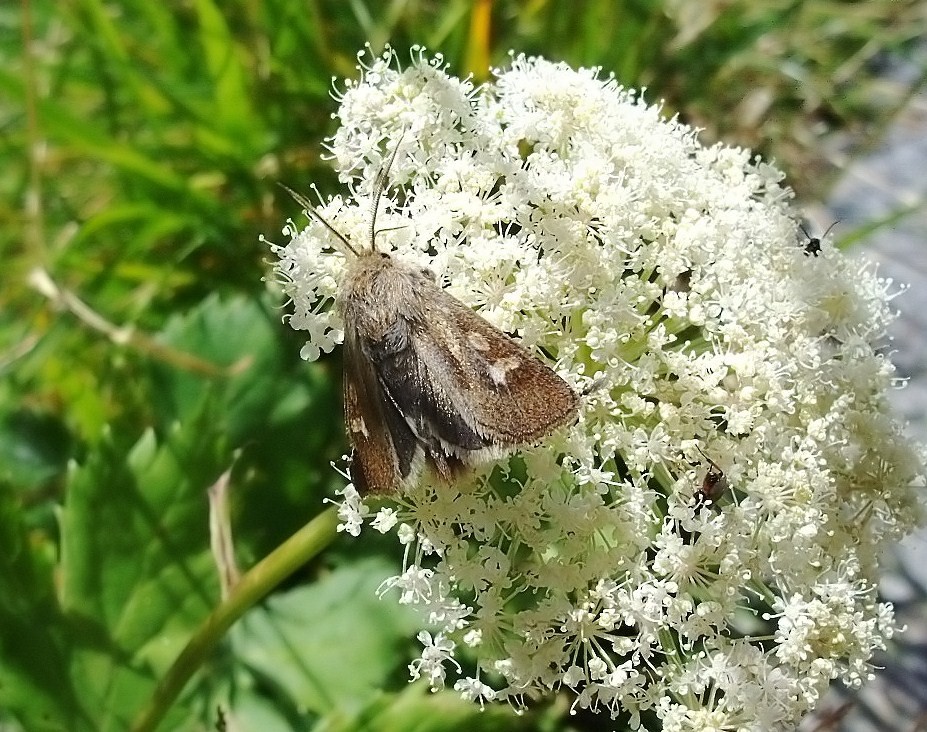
[341,252,430,331]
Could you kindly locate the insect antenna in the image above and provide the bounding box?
[278,182,360,258]
[369,132,406,252]
[820,220,840,239]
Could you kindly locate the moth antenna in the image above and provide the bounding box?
[798,224,812,240]
[278,182,360,257]
[373,224,408,239]
[369,130,407,252]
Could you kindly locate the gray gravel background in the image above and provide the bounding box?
[797,75,927,732]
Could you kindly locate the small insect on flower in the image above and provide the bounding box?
[283,143,578,494]
[694,447,729,508]
[799,221,839,257]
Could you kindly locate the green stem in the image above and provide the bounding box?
[130,505,341,732]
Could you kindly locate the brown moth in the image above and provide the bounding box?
[283,150,578,494]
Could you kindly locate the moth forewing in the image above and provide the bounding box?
[341,248,578,494]
[342,324,421,493]
[431,292,578,445]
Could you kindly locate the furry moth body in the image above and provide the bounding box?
[285,179,578,494]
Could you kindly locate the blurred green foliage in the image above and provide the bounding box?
[1,0,924,730]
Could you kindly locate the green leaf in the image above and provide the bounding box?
[70,0,172,117]
[0,68,213,206]
[233,557,420,714]
[152,292,310,442]
[0,409,72,489]
[147,289,346,568]
[57,405,228,731]
[312,684,535,732]
[0,492,81,732]
[191,0,259,147]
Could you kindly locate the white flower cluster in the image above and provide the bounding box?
[271,47,925,729]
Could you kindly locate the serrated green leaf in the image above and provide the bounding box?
[56,404,229,731]
[152,293,303,442]
[233,557,420,715]
[146,290,345,564]
[0,618,82,732]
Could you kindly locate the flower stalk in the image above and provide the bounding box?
[131,506,340,732]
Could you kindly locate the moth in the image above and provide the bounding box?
[283,152,578,494]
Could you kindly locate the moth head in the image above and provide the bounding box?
[281,133,407,261]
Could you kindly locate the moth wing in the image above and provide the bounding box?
[343,326,420,493]
[373,288,578,462]
[435,295,578,444]
[369,332,484,485]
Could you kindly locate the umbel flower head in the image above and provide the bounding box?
[270,47,925,730]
